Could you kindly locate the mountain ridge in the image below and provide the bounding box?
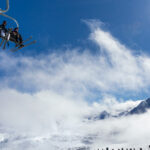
[90,98,150,120]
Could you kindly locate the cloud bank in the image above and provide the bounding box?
[0,20,150,149]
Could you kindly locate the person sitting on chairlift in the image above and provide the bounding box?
[0,21,8,38]
[11,27,24,48]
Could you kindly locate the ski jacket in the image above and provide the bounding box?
[11,31,23,43]
[0,24,7,32]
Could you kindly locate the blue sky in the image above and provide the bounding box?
[1,0,150,53]
[1,0,150,101]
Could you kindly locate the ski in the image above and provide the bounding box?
[13,36,33,48]
[22,36,32,44]
[11,40,36,52]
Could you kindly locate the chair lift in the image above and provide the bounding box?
[0,0,36,52]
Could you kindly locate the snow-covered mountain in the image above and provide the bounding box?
[128,98,150,115]
[90,98,150,120]
[1,98,150,150]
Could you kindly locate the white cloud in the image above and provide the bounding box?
[1,21,150,96]
[0,20,150,149]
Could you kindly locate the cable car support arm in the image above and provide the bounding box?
[0,0,9,13]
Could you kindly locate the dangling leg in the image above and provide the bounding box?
[3,29,12,49]
[7,33,10,47]
[7,33,10,41]
[0,30,6,47]
[1,30,6,38]
[0,38,5,47]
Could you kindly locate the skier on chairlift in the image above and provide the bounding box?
[0,21,8,38]
[11,27,24,48]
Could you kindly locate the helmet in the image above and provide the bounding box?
[14,27,19,32]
